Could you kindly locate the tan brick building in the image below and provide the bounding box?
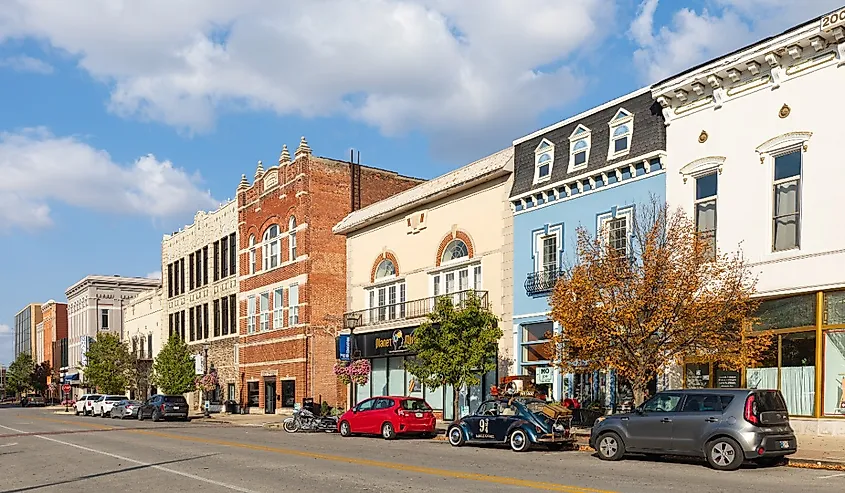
[236,137,423,413]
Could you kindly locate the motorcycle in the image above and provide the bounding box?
[283,407,338,433]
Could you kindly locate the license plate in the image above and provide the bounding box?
[173,406,180,410]
[778,440,790,449]
[415,412,422,418]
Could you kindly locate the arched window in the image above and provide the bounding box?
[263,225,280,270]
[248,235,256,274]
[441,239,469,264]
[375,259,396,279]
[288,216,297,260]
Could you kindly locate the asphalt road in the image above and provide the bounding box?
[1,406,843,493]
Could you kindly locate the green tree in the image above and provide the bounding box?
[406,292,501,419]
[31,361,52,394]
[82,333,135,394]
[152,334,196,395]
[7,352,34,395]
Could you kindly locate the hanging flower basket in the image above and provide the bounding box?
[347,359,371,386]
[195,371,219,393]
[333,361,352,385]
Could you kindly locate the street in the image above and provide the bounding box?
[0,407,842,492]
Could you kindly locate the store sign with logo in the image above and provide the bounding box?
[336,334,351,361]
[535,366,554,385]
[357,327,417,358]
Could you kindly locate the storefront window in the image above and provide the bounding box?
[356,375,371,403]
[746,340,778,391]
[825,291,845,326]
[824,331,845,416]
[371,358,388,396]
[388,357,405,396]
[754,294,816,331]
[685,363,710,388]
[781,332,815,415]
[426,385,444,411]
[406,359,424,400]
[444,383,454,420]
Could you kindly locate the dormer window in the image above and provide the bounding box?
[608,108,633,159]
[533,139,554,184]
[568,125,591,172]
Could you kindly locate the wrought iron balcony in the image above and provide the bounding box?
[524,269,564,296]
[343,290,488,329]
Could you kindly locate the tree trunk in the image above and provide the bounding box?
[633,382,649,407]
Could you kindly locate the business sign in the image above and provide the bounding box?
[79,336,92,367]
[535,366,554,385]
[194,354,204,375]
[821,7,845,32]
[336,334,351,361]
[356,327,417,358]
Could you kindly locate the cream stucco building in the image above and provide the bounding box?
[162,200,239,410]
[334,147,514,420]
[122,286,164,399]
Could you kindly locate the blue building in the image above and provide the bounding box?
[508,87,667,409]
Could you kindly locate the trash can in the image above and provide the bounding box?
[224,400,237,414]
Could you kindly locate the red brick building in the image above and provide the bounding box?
[41,300,68,397]
[236,137,423,413]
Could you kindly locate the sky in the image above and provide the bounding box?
[0,0,841,365]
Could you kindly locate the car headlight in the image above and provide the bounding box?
[594,416,606,425]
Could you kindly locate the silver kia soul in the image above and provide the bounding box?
[589,389,796,470]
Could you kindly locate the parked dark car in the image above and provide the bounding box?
[589,389,797,471]
[447,398,574,452]
[110,399,142,419]
[21,394,46,407]
[138,395,189,422]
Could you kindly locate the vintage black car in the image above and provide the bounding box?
[447,398,574,452]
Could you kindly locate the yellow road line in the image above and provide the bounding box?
[26,415,616,493]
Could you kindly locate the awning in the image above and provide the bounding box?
[62,373,79,383]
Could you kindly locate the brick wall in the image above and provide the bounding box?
[237,147,421,411]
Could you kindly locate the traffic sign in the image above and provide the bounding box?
[62,384,71,393]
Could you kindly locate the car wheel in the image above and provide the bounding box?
[706,437,743,471]
[74,409,80,416]
[596,432,625,461]
[381,422,396,440]
[152,410,162,422]
[510,429,531,452]
[447,426,465,447]
[339,421,352,437]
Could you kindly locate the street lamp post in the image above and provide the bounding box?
[61,369,68,412]
[203,344,210,418]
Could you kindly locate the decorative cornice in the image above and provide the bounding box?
[755,131,813,154]
[679,156,726,182]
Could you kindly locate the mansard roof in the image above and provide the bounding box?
[509,88,665,198]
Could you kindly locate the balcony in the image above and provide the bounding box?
[134,348,153,361]
[524,269,565,296]
[344,290,488,330]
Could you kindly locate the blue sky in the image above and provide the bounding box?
[0,0,841,364]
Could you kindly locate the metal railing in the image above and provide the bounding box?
[524,269,565,296]
[344,290,488,329]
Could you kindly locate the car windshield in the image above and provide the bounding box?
[401,399,431,411]
[89,395,102,400]
[164,396,187,404]
[107,396,124,401]
[127,401,141,405]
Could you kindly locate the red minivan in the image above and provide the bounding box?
[338,396,436,439]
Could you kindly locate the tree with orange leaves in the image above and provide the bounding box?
[549,198,772,405]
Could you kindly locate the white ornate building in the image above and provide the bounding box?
[653,11,845,433]
[162,200,239,410]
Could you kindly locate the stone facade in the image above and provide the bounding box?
[237,138,423,413]
[162,200,239,409]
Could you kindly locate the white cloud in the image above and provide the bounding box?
[146,271,162,280]
[0,324,11,336]
[0,54,53,74]
[0,324,11,366]
[0,127,218,231]
[0,0,613,158]
[630,0,843,82]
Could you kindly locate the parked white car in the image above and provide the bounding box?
[92,395,127,418]
[74,394,101,416]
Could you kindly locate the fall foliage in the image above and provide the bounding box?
[548,199,772,404]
